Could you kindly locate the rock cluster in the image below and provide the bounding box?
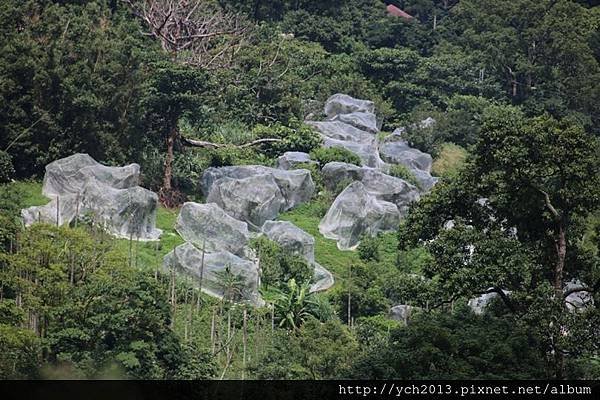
[164,200,334,305]
[302,94,439,250]
[21,154,161,240]
[380,128,438,190]
[307,93,384,168]
[201,165,314,228]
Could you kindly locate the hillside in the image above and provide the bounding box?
[0,0,599,381]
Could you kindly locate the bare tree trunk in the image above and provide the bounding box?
[347,263,352,328]
[211,307,217,355]
[163,124,178,192]
[242,308,247,380]
[554,219,567,297]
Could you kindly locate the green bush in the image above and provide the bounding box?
[357,235,381,262]
[252,121,322,157]
[0,151,14,183]
[387,164,420,188]
[309,147,361,167]
[250,236,313,289]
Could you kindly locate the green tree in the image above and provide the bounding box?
[398,107,600,377]
[139,63,207,204]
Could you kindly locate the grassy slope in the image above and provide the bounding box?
[13,180,402,280]
[11,180,406,378]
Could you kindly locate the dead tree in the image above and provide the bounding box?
[121,0,249,69]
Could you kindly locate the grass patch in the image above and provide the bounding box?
[9,180,48,207]
[431,142,468,177]
[112,206,184,272]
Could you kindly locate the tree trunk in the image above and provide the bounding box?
[553,217,567,379]
[162,124,178,192]
[554,218,567,297]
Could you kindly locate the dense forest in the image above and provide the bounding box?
[0,0,599,380]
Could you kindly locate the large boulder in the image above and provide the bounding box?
[277,151,314,170]
[175,202,250,257]
[206,174,286,229]
[380,139,433,173]
[79,178,162,241]
[306,120,375,145]
[389,305,420,323]
[262,220,315,264]
[379,135,438,191]
[324,94,375,118]
[201,165,314,210]
[321,162,363,191]
[333,111,378,133]
[261,220,334,293]
[322,137,384,168]
[42,153,139,197]
[410,169,438,192]
[359,168,420,216]
[24,154,161,241]
[307,121,384,168]
[321,163,420,214]
[163,242,262,306]
[467,289,511,315]
[564,280,594,311]
[319,181,400,250]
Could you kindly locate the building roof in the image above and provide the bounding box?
[386,4,414,19]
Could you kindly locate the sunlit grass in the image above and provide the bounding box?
[431,142,468,177]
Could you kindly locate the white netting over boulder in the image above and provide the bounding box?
[319,181,400,250]
[21,154,161,241]
[175,202,251,257]
[42,153,140,197]
[163,242,262,306]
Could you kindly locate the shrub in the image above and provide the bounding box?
[0,151,15,183]
[357,235,380,262]
[252,121,322,157]
[387,164,420,188]
[309,147,361,167]
[250,236,313,288]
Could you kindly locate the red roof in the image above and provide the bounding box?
[387,4,414,19]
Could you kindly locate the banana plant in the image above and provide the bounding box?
[261,278,320,331]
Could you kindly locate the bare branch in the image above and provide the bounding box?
[182,137,283,149]
[120,0,249,69]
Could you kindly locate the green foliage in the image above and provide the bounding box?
[250,317,358,379]
[357,235,380,262]
[0,0,163,176]
[387,164,420,188]
[252,121,322,157]
[261,279,325,330]
[0,322,41,379]
[0,224,206,379]
[348,307,549,379]
[214,266,247,303]
[250,236,313,289]
[331,262,389,323]
[309,147,361,167]
[0,150,14,183]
